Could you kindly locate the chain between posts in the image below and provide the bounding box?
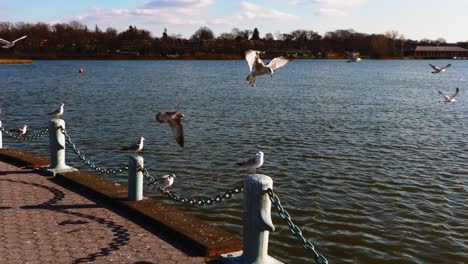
[57,126,128,175]
[0,126,49,141]
[267,188,328,264]
[143,168,243,206]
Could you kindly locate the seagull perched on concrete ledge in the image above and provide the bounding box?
[237,151,264,174]
[429,63,451,74]
[47,103,64,118]
[155,111,184,147]
[0,35,27,49]
[245,50,294,87]
[437,87,459,103]
[156,173,176,191]
[10,125,27,135]
[121,137,145,154]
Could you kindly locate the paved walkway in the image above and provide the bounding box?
[0,161,208,264]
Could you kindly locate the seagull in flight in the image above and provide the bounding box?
[47,103,64,118]
[156,173,176,191]
[0,35,27,49]
[121,137,145,154]
[10,125,27,135]
[237,151,264,174]
[245,50,294,87]
[437,87,459,103]
[346,52,361,62]
[155,111,184,147]
[429,63,451,74]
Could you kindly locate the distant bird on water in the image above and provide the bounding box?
[155,111,184,147]
[429,63,451,74]
[120,137,145,154]
[10,125,27,135]
[156,173,176,191]
[245,50,294,87]
[47,103,64,118]
[346,51,361,62]
[237,151,264,174]
[0,35,27,49]
[437,87,459,103]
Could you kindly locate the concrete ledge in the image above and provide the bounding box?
[0,147,243,257]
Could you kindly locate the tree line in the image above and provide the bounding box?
[0,21,466,59]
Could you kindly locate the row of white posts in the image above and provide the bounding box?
[0,118,286,264]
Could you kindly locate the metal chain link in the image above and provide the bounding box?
[267,188,328,264]
[0,126,49,142]
[143,168,243,206]
[57,126,128,175]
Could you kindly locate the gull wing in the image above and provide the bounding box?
[429,64,441,71]
[437,90,445,96]
[238,155,257,167]
[245,50,261,71]
[450,87,459,98]
[0,38,9,44]
[12,35,27,43]
[267,56,294,71]
[441,64,451,70]
[167,117,184,147]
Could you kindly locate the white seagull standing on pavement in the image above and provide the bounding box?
[156,173,176,191]
[437,87,459,103]
[120,137,145,154]
[245,50,294,87]
[237,151,264,174]
[0,35,27,49]
[10,125,27,135]
[47,103,64,118]
[429,63,451,74]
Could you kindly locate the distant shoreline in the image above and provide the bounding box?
[0,59,33,64]
[0,55,459,61]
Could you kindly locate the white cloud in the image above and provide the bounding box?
[290,0,366,16]
[315,8,347,16]
[142,0,215,8]
[239,1,298,20]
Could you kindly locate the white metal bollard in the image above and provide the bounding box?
[41,118,77,175]
[128,156,144,201]
[221,174,284,264]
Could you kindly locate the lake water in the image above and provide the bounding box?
[1,59,467,264]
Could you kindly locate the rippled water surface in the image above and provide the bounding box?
[1,60,467,263]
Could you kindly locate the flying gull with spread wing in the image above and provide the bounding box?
[47,103,64,118]
[121,137,145,154]
[437,87,459,103]
[429,63,451,74]
[0,35,27,49]
[245,50,294,87]
[237,151,264,174]
[155,111,184,147]
[346,51,361,63]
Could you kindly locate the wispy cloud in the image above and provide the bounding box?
[290,0,366,16]
[239,2,297,20]
[72,0,297,29]
[142,0,215,8]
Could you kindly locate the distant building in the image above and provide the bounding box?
[413,46,468,59]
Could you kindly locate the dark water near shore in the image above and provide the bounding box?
[1,60,467,263]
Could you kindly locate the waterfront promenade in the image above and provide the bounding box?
[0,145,245,264]
[0,160,210,264]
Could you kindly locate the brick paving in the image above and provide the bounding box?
[0,161,209,264]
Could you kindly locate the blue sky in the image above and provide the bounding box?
[1,0,467,42]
